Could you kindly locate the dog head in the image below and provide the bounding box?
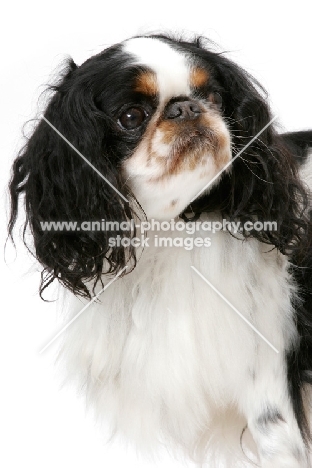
[8,35,307,297]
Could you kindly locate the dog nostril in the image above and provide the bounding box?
[164,100,201,121]
[189,103,201,114]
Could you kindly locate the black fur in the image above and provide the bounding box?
[8,46,146,298]
[283,131,312,165]
[257,406,285,433]
[8,34,312,444]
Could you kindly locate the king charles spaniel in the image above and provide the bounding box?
[8,35,312,467]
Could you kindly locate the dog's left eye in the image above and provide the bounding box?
[118,107,148,130]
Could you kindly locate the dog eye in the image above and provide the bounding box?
[208,92,222,108]
[118,107,147,130]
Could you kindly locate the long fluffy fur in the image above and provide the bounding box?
[8,34,312,466]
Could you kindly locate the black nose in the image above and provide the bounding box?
[164,100,202,121]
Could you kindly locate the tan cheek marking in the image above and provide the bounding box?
[214,132,231,168]
[123,109,163,171]
[190,68,209,88]
[157,121,178,145]
[148,112,231,179]
[134,71,158,96]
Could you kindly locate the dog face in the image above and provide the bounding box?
[115,38,231,219]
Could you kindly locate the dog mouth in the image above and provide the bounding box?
[163,125,224,173]
[171,125,220,152]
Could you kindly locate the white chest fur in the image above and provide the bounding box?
[61,218,298,459]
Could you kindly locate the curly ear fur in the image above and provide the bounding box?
[9,58,141,299]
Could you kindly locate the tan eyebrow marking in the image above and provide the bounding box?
[190,68,209,88]
[134,71,158,96]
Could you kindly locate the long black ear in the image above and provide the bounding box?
[188,40,310,256]
[8,59,140,298]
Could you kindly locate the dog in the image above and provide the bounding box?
[8,34,312,466]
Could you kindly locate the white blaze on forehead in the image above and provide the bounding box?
[123,37,190,102]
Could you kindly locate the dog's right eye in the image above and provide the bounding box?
[118,107,148,131]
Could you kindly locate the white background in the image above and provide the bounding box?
[1,1,311,467]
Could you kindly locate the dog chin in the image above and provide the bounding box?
[127,155,226,220]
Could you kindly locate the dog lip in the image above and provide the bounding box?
[169,131,218,163]
[173,125,218,146]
